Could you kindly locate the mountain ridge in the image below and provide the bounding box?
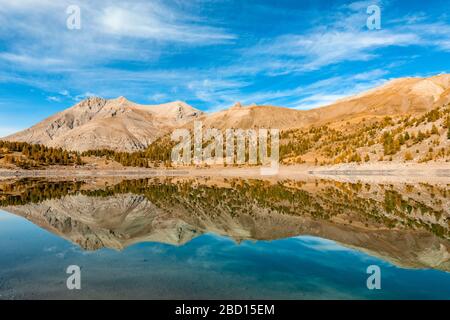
[3,74,450,153]
[4,97,203,152]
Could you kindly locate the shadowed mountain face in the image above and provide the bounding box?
[0,177,449,272]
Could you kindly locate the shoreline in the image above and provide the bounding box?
[0,162,449,183]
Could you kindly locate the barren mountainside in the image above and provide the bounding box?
[312,74,450,123]
[195,74,450,130]
[2,74,450,157]
[4,97,203,152]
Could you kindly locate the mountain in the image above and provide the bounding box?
[196,74,450,130]
[309,74,450,123]
[4,97,203,152]
[2,74,450,158]
[184,74,449,166]
[195,102,315,130]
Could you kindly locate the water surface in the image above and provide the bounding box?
[0,177,449,299]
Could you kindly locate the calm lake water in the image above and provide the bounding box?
[0,177,449,299]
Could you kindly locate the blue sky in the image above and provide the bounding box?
[1,0,450,136]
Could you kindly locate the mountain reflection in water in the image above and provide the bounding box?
[0,177,450,299]
[1,177,449,273]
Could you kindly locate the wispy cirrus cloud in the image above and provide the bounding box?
[247,30,419,73]
[192,69,390,111]
[0,53,66,67]
[0,0,235,70]
[98,4,235,44]
[239,0,450,76]
[0,0,449,117]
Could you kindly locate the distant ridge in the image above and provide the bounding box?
[4,74,450,152]
[188,74,450,131]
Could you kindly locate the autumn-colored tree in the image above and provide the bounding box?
[404,151,413,161]
[431,124,439,135]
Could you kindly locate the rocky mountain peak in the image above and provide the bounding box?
[75,97,107,110]
[230,102,243,110]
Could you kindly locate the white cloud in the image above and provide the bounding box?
[149,93,168,102]
[98,5,234,44]
[46,96,61,102]
[193,70,389,111]
[295,236,351,252]
[0,0,235,71]
[267,31,418,71]
[292,74,389,109]
[243,2,450,74]
[345,0,380,11]
[0,53,65,67]
[352,69,388,80]
[0,0,449,115]
[402,22,450,52]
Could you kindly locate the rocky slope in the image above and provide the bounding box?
[310,74,450,123]
[4,97,202,152]
[196,74,450,130]
[2,74,450,160]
